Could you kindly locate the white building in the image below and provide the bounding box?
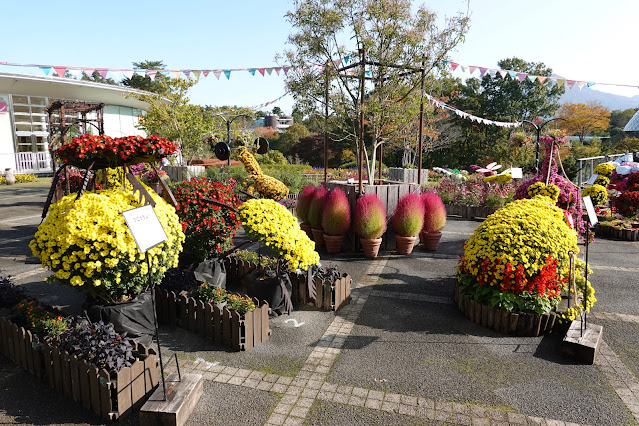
[0,72,150,174]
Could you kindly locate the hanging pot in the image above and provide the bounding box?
[323,234,344,254]
[421,231,442,251]
[395,235,417,255]
[360,237,382,258]
[312,228,325,247]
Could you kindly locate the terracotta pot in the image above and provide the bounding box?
[300,223,314,240]
[395,235,416,255]
[311,228,325,247]
[360,237,382,258]
[323,234,344,254]
[420,231,442,251]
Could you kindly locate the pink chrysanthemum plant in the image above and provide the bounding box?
[296,185,316,225]
[421,192,446,233]
[322,188,351,236]
[392,192,425,237]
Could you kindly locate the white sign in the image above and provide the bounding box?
[582,196,599,227]
[586,174,599,186]
[510,168,523,179]
[121,205,168,253]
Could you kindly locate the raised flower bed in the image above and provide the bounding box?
[155,289,270,351]
[0,315,159,420]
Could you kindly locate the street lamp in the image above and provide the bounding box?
[521,117,565,174]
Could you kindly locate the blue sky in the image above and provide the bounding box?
[1,0,637,114]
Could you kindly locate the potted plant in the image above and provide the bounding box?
[322,188,351,254]
[308,186,328,247]
[354,193,387,258]
[421,192,446,251]
[296,185,316,239]
[196,282,228,309]
[141,168,169,194]
[392,192,424,255]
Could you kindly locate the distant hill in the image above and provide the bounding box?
[559,83,639,111]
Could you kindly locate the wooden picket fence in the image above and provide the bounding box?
[225,256,352,311]
[155,289,271,351]
[0,316,159,421]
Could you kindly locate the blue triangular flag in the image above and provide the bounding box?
[344,55,350,64]
[365,70,371,76]
[40,66,53,77]
[224,70,231,79]
[587,82,595,87]
[508,70,518,79]
[248,69,256,76]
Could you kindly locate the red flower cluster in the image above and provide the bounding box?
[169,178,241,264]
[471,255,564,299]
[615,191,639,217]
[56,134,178,169]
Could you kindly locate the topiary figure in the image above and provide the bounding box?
[421,192,446,233]
[458,185,595,317]
[392,192,424,237]
[308,187,328,230]
[239,147,289,200]
[354,194,387,239]
[296,185,316,225]
[322,188,351,236]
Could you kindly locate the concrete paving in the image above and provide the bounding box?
[1,182,639,425]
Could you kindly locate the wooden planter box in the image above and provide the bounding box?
[0,316,159,421]
[290,273,352,311]
[225,257,351,311]
[155,289,271,351]
[595,223,639,241]
[444,204,499,219]
[388,168,428,184]
[453,282,557,337]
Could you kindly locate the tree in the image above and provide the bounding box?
[281,0,469,181]
[557,102,610,145]
[134,78,212,165]
[276,122,310,155]
[608,108,638,144]
[271,106,283,116]
[121,60,170,94]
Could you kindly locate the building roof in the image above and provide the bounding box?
[624,109,639,132]
[0,72,150,110]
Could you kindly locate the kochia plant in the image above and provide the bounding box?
[392,192,425,237]
[322,188,351,236]
[422,192,446,233]
[354,194,387,239]
[296,185,316,224]
[308,186,328,229]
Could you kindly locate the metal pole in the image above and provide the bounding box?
[377,139,383,184]
[148,252,167,400]
[226,120,231,166]
[324,62,329,184]
[358,48,366,195]
[535,127,541,174]
[583,225,590,335]
[417,60,425,186]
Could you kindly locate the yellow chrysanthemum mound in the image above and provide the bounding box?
[582,184,608,206]
[30,188,185,303]
[238,199,319,271]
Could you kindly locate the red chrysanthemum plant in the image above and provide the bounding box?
[308,186,329,247]
[421,192,446,251]
[354,193,387,258]
[392,192,425,255]
[321,188,351,254]
[296,185,316,239]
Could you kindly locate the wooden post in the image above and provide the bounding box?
[324,61,329,184]
[417,60,425,185]
[358,48,366,195]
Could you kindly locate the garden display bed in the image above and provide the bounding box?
[445,204,498,219]
[0,316,159,421]
[155,289,271,351]
[595,223,639,241]
[453,283,558,337]
[225,256,351,311]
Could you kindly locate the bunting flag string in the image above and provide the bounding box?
[207,91,291,114]
[424,92,521,128]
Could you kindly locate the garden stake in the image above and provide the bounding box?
[148,251,169,400]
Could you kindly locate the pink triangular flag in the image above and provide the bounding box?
[468,65,477,75]
[479,67,488,76]
[213,70,222,79]
[97,69,109,79]
[147,70,157,81]
[537,76,547,84]
[258,68,266,76]
[577,81,586,90]
[498,70,508,79]
[283,67,290,75]
[450,62,459,71]
[202,70,210,77]
[566,80,576,89]
[83,68,95,77]
[266,68,273,76]
[274,67,282,75]
[517,73,527,82]
[53,66,67,77]
[171,70,181,79]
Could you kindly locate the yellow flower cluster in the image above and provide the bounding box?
[0,174,37,184]
[95,167,133,190]
[460,195,578,285]
[527,182,560,201]
[593,162,615,177]
[238,199,319,271]
[582,184,608,206]
[239,147,289,200]
[30,188,185,303]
